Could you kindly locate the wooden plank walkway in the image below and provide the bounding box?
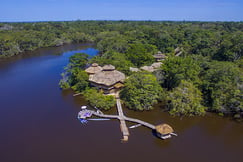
[116,99,129,140]
[80,107,156,141]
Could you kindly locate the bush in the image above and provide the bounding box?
[166,80,206,116]
[83,88,116,110]
[120,72,163,110]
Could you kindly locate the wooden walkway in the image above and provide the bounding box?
[79,100,156,141]
[116,99,129,141]
[90,111,155,130]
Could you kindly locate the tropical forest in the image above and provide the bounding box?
[1,21,243,121]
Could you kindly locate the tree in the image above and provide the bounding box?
[125,42,157,67]
[91,51,133,75]
[120,72,163,110]
[69,53,89,69]
[161,56,201,90]
[96,31,128,53]
[166,80,206,116]
[83,88,116,110]
[59,70,89,92]
[70,70,89,92]
[201,61,243,116]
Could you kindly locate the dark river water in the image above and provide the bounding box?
[0,44,242,162]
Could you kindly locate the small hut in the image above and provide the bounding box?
[85,63,103,75]
[153,51,166,62]
[129,67,140,72]
[151,62,162,69]
[140,66,155,72]
[88,65,125,94]
[155,124,174,139]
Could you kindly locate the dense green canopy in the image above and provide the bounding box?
[120,72,163,111]
[2,21,242,119]
[166,80,206,116]
[83,88,116,110]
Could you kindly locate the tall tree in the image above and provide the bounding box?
[161,56,201,90]
[120,72,163,110]
[166,80,206,116]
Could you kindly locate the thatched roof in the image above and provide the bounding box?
[153,51,166,59]
[89,65,125,86]
[103,65,115,71]
[151,62,162,69]
[140,66,155,72]
[85,63,103,74]
[129,67,140,72]
[153,53,166,59]
[155,124,174,135]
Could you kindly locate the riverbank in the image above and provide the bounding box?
[0,44,242,162]
[0,42,94,59]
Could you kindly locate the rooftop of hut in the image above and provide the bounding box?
[151,62,162,69]
[153,53,166,59]
[155,124,174,135]
[102,64,115,71]
[89,65,125,86]
[85,63,103,74]
[140,65,155,72]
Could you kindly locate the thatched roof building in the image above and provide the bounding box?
[151,62,162,69]
[153,51,166,62]
[140,66,155,72]
[85,63,103,74]
[129,67,140,72]
[102,64,115,71]
[155,124,174,135]
[89,65,125,86]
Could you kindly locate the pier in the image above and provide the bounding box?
[78,98,176,141]
[116,99,129,141]
[78,98,158,141]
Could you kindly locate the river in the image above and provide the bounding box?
[0,44,242,162]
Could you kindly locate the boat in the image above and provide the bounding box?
[160,134,172,139]
[81,106,87,110]
[129,124,142,129]
[87,118,110,121]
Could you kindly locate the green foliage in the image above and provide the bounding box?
[161,56,201,90]
[91,51,133,75]
[120,72,163,111]
[125,42,157,67]
[3,21,242,120]
[70,70,89,92]
[69,53,89,69]
[213,31,243,61]
[201,61,243,116]
[59,69,89,92]
[59,78,71,89]
[166,80,206,116]
[1,21,243,62]
[96,31,129,53]
[83,88,116,110]
[59,53,89,92]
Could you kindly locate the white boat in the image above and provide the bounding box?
[170,132,178,136]
[160,134,172,139]
[88,118,110,121]
[129,124,142,129]
[81,106,87,110]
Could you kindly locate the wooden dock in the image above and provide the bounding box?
[79,99,156,142]
[116,99,129,141]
